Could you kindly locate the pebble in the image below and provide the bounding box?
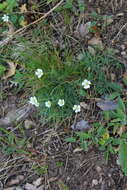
[121,51,126,56]
[33,178,42,187]
[96,166,102,173]
[92,179,98,186]
[121,45,126,50]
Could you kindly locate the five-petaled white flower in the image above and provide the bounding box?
[82,79,91,89]
[58,99,65,107]
[73,105,81,113]
[45,101,51,108]
[29,96,39,107]
[2,14,9,22]
[35,69,43,78]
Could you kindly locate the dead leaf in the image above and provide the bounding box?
[117,125,126,136]
[2,61,17,80]
[97,100,118,111]
[7,175,24,187]
[88,37,103,50]
[80,102,91,110]
[24,119,35,129]
[71,120,91,131]
[7,22,15,35]
[20,4,27,13]
[123,72,127,79]
[0,104,35,127]
[79,22,91,38]
[73,147,83,153]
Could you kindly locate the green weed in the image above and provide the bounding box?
[66,97,127,174]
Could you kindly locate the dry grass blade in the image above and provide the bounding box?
[2,61,17,80]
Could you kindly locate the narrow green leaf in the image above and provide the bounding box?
[119,140,127,176]
[118,97,125,112]
[65,137,76,143]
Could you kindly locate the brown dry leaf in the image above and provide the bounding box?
[7,22,15,35]
[117,125,126,136]
[88,37,103,50]
[2,22,15,37]
[2,61,17,80]
[80,102,91,110]
[123,72,127,79]
[73,147,83,153]
[20,4,27,13]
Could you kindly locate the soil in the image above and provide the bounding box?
[0,0,127,190]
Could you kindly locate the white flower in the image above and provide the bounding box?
[45,101,51,108]
[82,79,91,89]
[35,69,43,78]
[73,105,81,113]
[58,99,65,107]
[29,96,39,107]
[2,14,9,22]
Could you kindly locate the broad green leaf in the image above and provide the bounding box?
[119,140,127,175]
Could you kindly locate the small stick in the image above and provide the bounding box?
[112,22,127,42]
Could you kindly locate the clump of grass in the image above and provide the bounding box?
[11,39,123,122]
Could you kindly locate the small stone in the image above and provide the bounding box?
[121,51,126,56]
[17,175,24,181]
[24,119,35,129]
[7,179,20,186]
[25,183,37,190]
[16,187,23,190]
[88,46,96,56]
[37,185,44,190]
[92,179,98,186]
[96,166,102,173]
[33,178,42,187]
[121,45,126,50]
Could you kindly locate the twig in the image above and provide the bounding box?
[112,22,127,42]
[0,0,64,47]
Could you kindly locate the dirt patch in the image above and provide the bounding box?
[0,0,127,190]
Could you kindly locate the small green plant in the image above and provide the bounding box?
[10,36,123,122]
[0,0,25,29]
[66,97,127,174]
[32,164,48,175]
[0,128,28,155]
